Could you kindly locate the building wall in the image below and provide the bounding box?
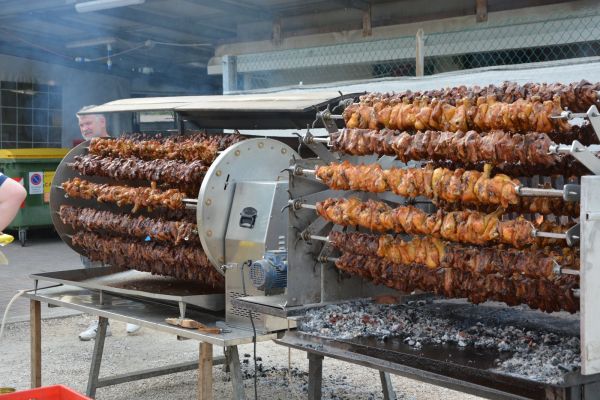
[0,53,131,148]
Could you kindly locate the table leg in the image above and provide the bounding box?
[198,342,213,400]
[307,353,324,400]
[86,317,108,399]
[225,345,246,400]
[379,371,397,400]
[30,300,41,388]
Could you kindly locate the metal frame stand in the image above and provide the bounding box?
[305,351,396,400]
[29,300,249,400]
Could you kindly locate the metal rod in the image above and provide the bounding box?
[573,289,580,298]
[309,235,330,242]
[515,186,563,197]
[299,168,316,176]
[319,256,339,263]
[560,268,580,276]
[298,203,317,210]
[183,198,198,203]
[533,230,566,240]
[549,144,600,153]
[327,114,344,120]
[311,137,330,144]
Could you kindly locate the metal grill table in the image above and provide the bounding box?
[25,285,276,400]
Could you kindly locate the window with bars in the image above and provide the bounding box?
[0,81,62,149]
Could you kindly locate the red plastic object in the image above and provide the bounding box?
[0,385,91,400]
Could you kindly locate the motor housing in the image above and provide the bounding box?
[250,250,288,293]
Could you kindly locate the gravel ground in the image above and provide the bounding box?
[0,314,483,400]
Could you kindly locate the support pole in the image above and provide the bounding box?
[86,316,108,398]
[30,300,41,388]
[307,353,324,400]
[476,0,488,22]
[222,55,238,94]
[273,18,282,46]
[225,346,246,400]
[415,29,425,77]
[198,342,213,400]
[379,371,397,400]
[362,5,372,37]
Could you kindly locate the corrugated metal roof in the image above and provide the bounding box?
[80,91,357,114]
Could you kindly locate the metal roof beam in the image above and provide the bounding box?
[0,0,71,17]
[333,0,371,11]
[186,0,270,21]
[97,7,235,39]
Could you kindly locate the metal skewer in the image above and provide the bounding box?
[317,256,339,263]
[311,137,331,144]
[532,224,580,246]
[309,235,330,243]
[560,268,580,276]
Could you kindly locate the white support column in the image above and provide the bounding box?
[415,28,425,77]
[222,55,238,93]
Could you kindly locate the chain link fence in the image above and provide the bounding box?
[231,3,600,91]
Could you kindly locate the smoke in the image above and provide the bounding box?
[0,3,219,148]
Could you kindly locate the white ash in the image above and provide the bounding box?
[298,300,580,384]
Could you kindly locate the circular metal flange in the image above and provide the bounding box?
[198,138,298,274]
[50,140,90,255]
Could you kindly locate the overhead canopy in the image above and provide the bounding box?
[79,91,362,129]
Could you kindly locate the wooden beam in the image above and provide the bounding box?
[198,342,213,400]
[30,300,41,388]
[335,0,370,12]
[187,0,270,21]
[476,0,488,22]
[98,7,233,39]
[0,0,69,17]
[362,4,372,37]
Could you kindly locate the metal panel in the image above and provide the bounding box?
[81,92,358,114]
[224,181,288,264]
[25,285,276,347]
[31,267,225,311]
[581,175,600,375]
[198,138,298,270]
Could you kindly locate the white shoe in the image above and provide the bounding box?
[79,321,112,341]
[126,323,141,334]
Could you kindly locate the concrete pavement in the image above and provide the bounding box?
[1,229,82,323]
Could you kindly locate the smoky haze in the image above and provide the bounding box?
[0,2,221,148]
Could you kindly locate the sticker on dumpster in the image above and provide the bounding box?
[29,172,43,195]
[43,171,55,203]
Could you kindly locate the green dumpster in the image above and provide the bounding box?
[0,148,69,245]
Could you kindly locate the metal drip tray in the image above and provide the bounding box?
[31,267,225,313]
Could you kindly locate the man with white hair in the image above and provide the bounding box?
[77,105,110,140]
[76,105,141,340]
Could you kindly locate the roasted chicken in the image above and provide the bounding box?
[60,205,199,246]
[316,197,543,248]
[62,178,185,212]
[343,95,572,134]
[335,253,579,313]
